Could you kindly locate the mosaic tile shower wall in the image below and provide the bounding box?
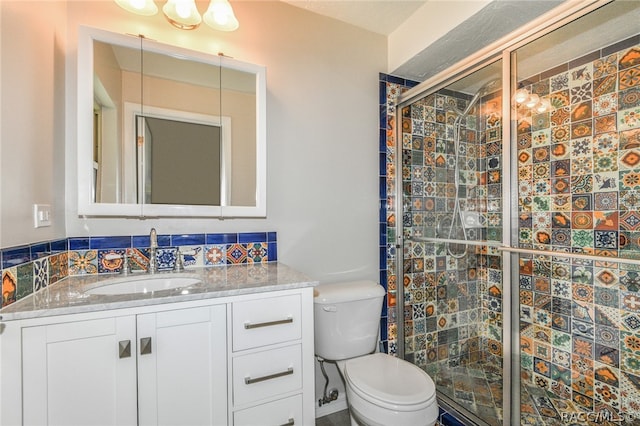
[380,72,505,425]
[517,36,640,424]
[380,74,418,356]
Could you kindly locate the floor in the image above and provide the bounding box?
[316,409,351,426]
[425,359,503,426]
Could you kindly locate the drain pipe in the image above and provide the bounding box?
[316,356,339,406]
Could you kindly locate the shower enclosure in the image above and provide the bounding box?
[391,60,508,426]
[381,1,640,425]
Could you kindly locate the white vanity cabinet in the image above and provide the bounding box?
[231,293,310,426]
[19,304,227,426]
[21,315,139,425]
[0,287,314,426]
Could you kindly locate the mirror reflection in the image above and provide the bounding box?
[83,28,265,217]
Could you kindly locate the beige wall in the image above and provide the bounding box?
[0,1,67,247]
[0,1,386,286]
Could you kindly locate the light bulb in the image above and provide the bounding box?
[524,93,540,109]
[162,0,201,30]
[203,0,239,31]
[114,0,158,16]
[535,99,551,113]
[176,0,190,18]
[130,0,146,10]
[513,88,529,104]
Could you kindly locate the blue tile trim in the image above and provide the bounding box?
[380,317,388,340]
[157,235,171,247]
[132,235,150,248]
[379,176,387,199]
[2,246,31,269]
[379,153,387,177]
[379,246,387,270]
[379,81,387,104]
[441,413,466,426]
[379,128,387,152]
[268,242,278,262]
[239,232,267,244]
[267,232,277,242]
[206,233,237,244]
[379,270,387,290]
[171,234,205,246]
[50,239,68,252]
[30,242,51,259]
[379,105,386,132]
[90,236,132,249]
[386,74,406,85]
[380,223,387,246]
[69,238,90,250]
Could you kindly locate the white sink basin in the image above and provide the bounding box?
[86,275,201,295]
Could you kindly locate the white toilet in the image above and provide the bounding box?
[314,280,438,426]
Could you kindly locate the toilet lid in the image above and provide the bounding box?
[344,353,436,406]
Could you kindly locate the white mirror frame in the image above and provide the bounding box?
[77,26,266,218]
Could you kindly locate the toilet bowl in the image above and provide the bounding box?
[313,281,438,426]
[336,353,438,426]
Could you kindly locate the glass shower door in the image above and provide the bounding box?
[396,60,507,426]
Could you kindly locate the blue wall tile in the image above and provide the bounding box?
[50,239,68,253]
[30,242,51,259]
[267,232,277,242]
[90,236,132,249]
[171,234,205,246]
[441,413,465,426]
[239,232,267,244]
[206,233,237,244]
[2,246,31,269]
[268,242,278,262]
[69,238,90,250]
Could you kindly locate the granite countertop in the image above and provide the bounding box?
[0,263,317,321]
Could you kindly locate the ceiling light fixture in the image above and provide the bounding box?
[162,0,202,30]
[203,0,239,31]
[114,0,158,16]
[114,0,239,31]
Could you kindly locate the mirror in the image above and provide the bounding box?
[77,26,266,217]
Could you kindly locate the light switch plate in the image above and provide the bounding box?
[33,204,52,228]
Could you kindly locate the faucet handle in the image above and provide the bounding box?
[120,251,131,275]
[174,248,185,272]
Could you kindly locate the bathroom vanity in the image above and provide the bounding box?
[0,263,316,426]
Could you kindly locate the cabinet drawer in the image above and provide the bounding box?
[233,344,302,406]
[233,394,302,426]
[232,294,301,351]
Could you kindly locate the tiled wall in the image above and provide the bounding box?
[379,73,419,356]
[1,231,277,308]
[380,74,476,426]
[517,36,640,423]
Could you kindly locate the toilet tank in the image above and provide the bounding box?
[313,280,386,361]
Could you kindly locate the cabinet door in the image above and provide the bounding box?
[22,316,137,426]
[137,304,227,426]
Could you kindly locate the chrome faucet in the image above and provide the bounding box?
[148,228,157,274]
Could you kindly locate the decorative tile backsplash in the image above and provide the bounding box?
[1,232,277,308]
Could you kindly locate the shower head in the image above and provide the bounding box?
[461,78,502,116]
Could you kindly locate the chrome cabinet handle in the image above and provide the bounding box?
[245,367,294,385]
[119,340,131,358]
[279,418,295,426]
[244,317,293,329]
[140,337,152,355]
